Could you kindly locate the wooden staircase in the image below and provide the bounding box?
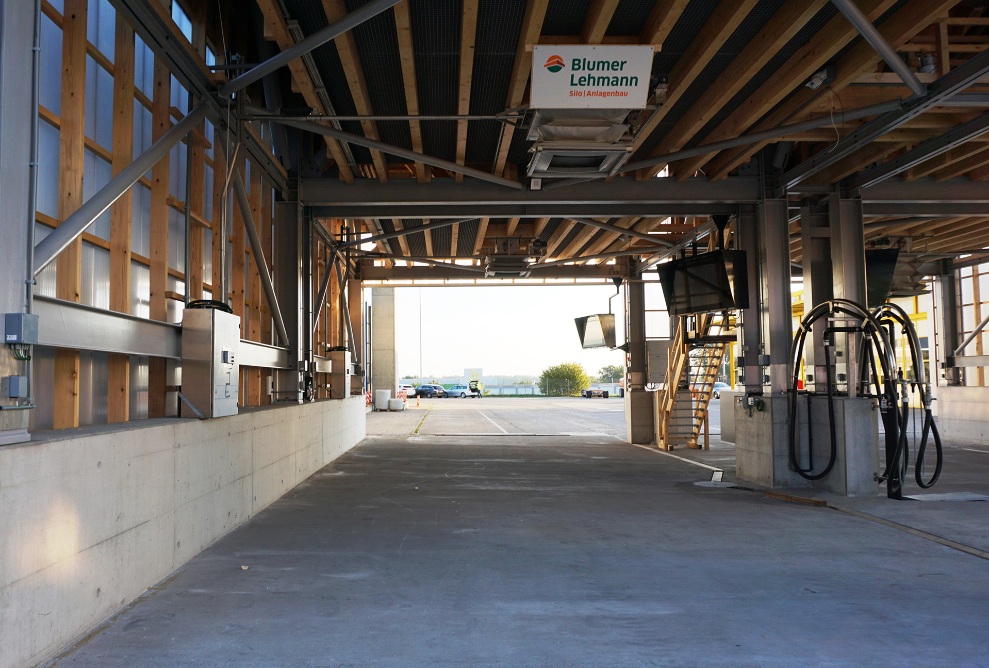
[657,311,732,450]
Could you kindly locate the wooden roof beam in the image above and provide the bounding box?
[323,0,390,183]
[393,0,430,184]
[908,141,989,178]
[256,0,354,182]
[696,0,961,181]
[639,0,828,178]
[492,0,551,179]
[628,0,761,160]
[581,0,621,45]
[455,0,479,184]
[639,0,690,46]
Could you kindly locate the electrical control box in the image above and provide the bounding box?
[4,313,39,345]
[2,376,28,399]
[329,349,351,399]
[181,307,240,418]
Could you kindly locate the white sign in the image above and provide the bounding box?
[531,45,654,109]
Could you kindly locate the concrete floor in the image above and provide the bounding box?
[50,398,989,667]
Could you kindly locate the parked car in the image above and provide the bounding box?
[415,384,447,398]
[448,383,480,398]
[582,388,610,398]
[712,382,731,399]
[398,383,416,398]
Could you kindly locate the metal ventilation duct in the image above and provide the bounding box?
[526,109,634,179]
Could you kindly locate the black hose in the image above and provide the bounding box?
[915,409,943,488]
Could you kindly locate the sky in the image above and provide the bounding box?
[387,284,626,381]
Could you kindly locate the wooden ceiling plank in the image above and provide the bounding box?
[255,0,354,182]
[545,219,578,258]
[641,0,829,177]
[583,216,649,256]
[639,0,690,46]
[323,0,390,183]
[472,217,490,255]
[533,217,551,238]
[629,0,761,159]
[394,0,429,183]
[506,217,520,236]
[804,143,905,185]
[492,0,551,178]
[456,0,480,184]
[581,0,621,45]
[391,218,411,257]
[699,0,961,180]
[908,141,989,178]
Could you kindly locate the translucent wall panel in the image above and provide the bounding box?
[37,121,61,218]
[134,36,155,99]
[131,261,150,317]
[83,149,112,239]
[169,140,187,200]
[171,1,193,41]
[29,347,55,430]
[131,183,151,256]
[81,242,110,309]
[33,224,57,298]
[203,227,213,281]
[130,356,149,420]
[85,56,114,148]
[133,104,152,163]
[87,0,115,61]
[39,14,62,114]
[204,165,214,220]
[167,276,186,324]
[168,206,186,272]
[205,118,215,159]
[78,351,109,427]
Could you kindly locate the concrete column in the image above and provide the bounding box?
[829,193,867,396]
[0,0,38,444]
[273,199,303,402]
[370,287,398,396]
[624,270,654,444]
[349,279,365,395]
[800,202,832,391]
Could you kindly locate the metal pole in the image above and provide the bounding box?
[220,0,401,97]
[620,100,903,174]
[313,253,335,329]
[830,0,926,97]
[338,217,475,248]
[954,310,989,356]
[334,257,359,363]
[231,168,291,347]
[278,119,525,190]
[568,217,674,246]
[34,102,210,274]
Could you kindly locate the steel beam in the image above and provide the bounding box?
[239,341,292,369]
[830,0,926,97]
[313,254,335,330]
[303,178,758,219]
[639,219,719,272]
[340,218,474,249]
[568,217,674,246]
[34,102,209,274]
[782,46,989,190]
[280,119,524,191]
[109,0,287,191]
[851,111,989,188]
[621,100,903,173]
[220,0,401,97]
[361,264,622,281]
[34,296,182,358]
[333,256,359,363]
[231,169,291,347]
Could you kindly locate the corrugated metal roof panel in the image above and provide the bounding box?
[543,0,594,35]
[457,219,481,256]
[608,0,655,36]
[412,0,459,161]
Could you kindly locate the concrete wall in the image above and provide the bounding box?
[937,386,989,444]
[0,398,366,668]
